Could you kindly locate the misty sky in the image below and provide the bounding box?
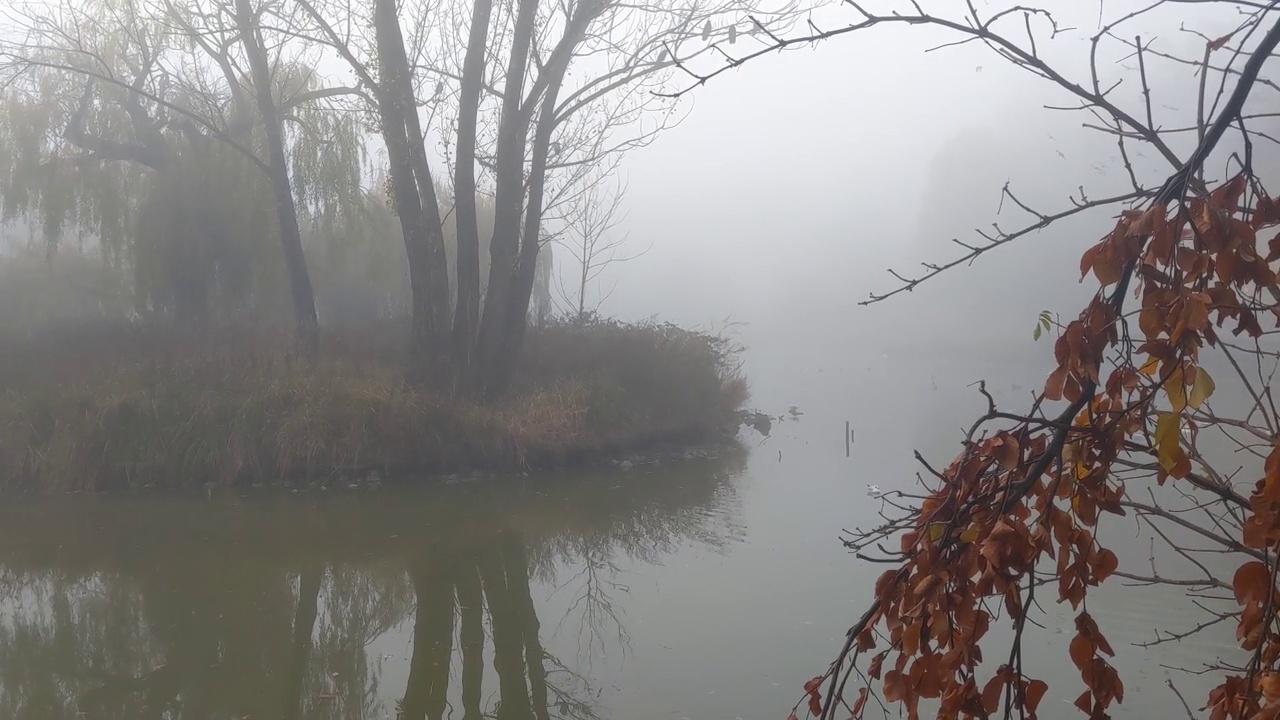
[0,0,1267,363]
[595,0,1265,362]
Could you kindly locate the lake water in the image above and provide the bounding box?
[0,346,1244,719]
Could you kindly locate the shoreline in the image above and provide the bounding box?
[0,436,748,499]
[0,319,750,494]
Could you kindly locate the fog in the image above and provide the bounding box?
[0,0,1278,717]
[0,0,1264,355]
[599,0,1270,365]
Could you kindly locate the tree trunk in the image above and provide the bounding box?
[168,178,211,328]
[473,0,541,398]
[451,0,495,375]
[379,103,439,372]
[578,246,589,319]
[477,537,533,719]
[283,566,322,720]
[501,534,550,720]
[401,559,456,720]
[374,0,452,374]
[234,0,320,352]
[493,73,565,390]
[455,559,486,720]
[475,0,600,396]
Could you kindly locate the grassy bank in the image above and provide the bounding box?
[0,317,748,492]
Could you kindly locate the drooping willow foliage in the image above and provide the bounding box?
[0,61,553,330]
[0,29,370,325]
[0,81,149,264]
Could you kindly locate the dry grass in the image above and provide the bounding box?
[0,317,747,492]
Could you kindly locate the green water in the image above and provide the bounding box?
[0,453,750,720]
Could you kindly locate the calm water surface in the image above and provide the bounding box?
[0,347,1242,719]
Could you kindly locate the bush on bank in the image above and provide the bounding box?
[0,315,748,492]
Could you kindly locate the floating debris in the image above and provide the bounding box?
[737,410,773,437]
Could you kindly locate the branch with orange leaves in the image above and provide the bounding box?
[791,12,1280,719]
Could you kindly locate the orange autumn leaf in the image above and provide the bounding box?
[867,651,887,680]
[1262,673,1280,703]
[1092,246,1124,285]
[1138,306,1164,339]
[1234,561,1273,606]
[1068,632,1093,671]
[1126,205,1162,237]
[883,670,905,703]
[1079,242,1102,279]
[1093,548,1119,582]
[1073,689,1092,715]
[803,675,823,717]
[981,672,1005,714]
[851,687,869,717]
[1025,678,1049,714]
[1269,230,1280,263]
[901,621,921,655]
[1044,365,1068,402]
[1211,172,1248,212]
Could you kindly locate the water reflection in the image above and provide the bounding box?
[0,452,745,720]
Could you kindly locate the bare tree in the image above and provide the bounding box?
[292,0,807,393]
[553,176,646,319]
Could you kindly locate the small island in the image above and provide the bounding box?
[0,140,749,493]
[0,6,759,494]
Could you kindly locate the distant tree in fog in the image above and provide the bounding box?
[0,0,365,341]
[553,174,647,319]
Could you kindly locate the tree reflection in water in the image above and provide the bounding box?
[0,451,745,719]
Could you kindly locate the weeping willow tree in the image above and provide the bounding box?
[0,79,150,267]
[129,128,289,324]
[0,0,369,334]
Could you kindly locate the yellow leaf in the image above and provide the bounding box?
[1165,366,1187,413]
[959,525,980,543]
[1189,367,1216,409]
[1138,356,1159,375]
[1075,462,1090,480]
[928,522,945,542]
[1154,411,1183,472]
